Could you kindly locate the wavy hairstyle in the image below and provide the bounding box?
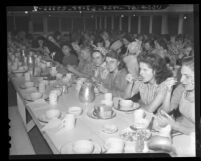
[138,53,173,84]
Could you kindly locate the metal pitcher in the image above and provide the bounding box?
[78,80,95,103]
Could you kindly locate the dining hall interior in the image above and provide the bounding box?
[7,4,200,157]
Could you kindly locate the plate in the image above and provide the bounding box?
[20,83,35,89]
[60,141,102,154]
[12,69,27,73]
[38,112,64,123]
[87,110,116,120]
[119,127,151,142]
[113,98,140,112]
[102,124,118,134]
[22,87,37,93]
[23,93,43,102]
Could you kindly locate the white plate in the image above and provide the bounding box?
[67,106,83,116]
[22,87,37,93]
[113,97,140,112]
[119,127,151,142]
[38,112,65,123]
[102,124,118,134]
[12,69,27,73]
[23,93,43,102]
[87,110,116,120]
[60,141,102,154]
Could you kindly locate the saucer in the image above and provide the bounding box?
[23,93,43,102]
[113,98,140,112]
[87,110,116,120]
[102,124,118,134]
[60,141,102,154]
[38,112,64,123]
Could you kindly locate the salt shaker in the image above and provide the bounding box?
[135,133,144,153]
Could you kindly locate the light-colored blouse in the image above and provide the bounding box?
[131,80,166,105]
[176,90,195,131]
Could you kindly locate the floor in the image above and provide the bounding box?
[8,81,35,155]
[9,106,35,155]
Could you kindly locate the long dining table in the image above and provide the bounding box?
[8,69,196,157]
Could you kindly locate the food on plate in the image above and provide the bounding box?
[73,140,94,154]
[102,124,118,134]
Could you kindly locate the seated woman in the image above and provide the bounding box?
[61,44,79,67]
[97,50,128,98]
[67,46,94,78]
[159,56,195,135]
[124,53,173,113]
[91,50,109,83]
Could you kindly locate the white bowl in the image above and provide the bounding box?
[68,106,83,116]
[45,109,61,120]
[30,92,42,100]
[73,140,94,154]
[25,81,34,88]
[119,100,133,109]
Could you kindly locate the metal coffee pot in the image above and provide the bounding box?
[78,80,95,103]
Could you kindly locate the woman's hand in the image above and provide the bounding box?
[67,65,75,72]
[97,83,108,93]
[126,73,134,83]
[164,77,177,91]
[157,109,176,127]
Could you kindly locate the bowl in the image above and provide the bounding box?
[30,92,42,100]
[73,140,94,154]
[68,106,83,116]
[25,81,34,88]
[119,100,133,109]
[147,136,173,153]
[45,109,61,120]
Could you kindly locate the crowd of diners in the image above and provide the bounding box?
[7,29,195,135]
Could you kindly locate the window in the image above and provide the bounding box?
[131,16,138,34]
[168,15,179,35]
[183,14,194,36]
[32,16,43,32]
[61,17,72,32]
[121,15,128,32]
[15,16,29,32]
[141,16,149,34]
[7,16,14,32]
[47,16,59,32]
[106,16,112,32]
[152,15,162,34]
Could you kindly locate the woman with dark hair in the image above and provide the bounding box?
[43,38,64,65]
[156,56,195,156]
[143,39,155,54]
[61,43,78,67]
[159,56,195,134]
[124,53,173,113]
[67,46,94,78]
[97,50,128,97]
[91,50,109,83]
